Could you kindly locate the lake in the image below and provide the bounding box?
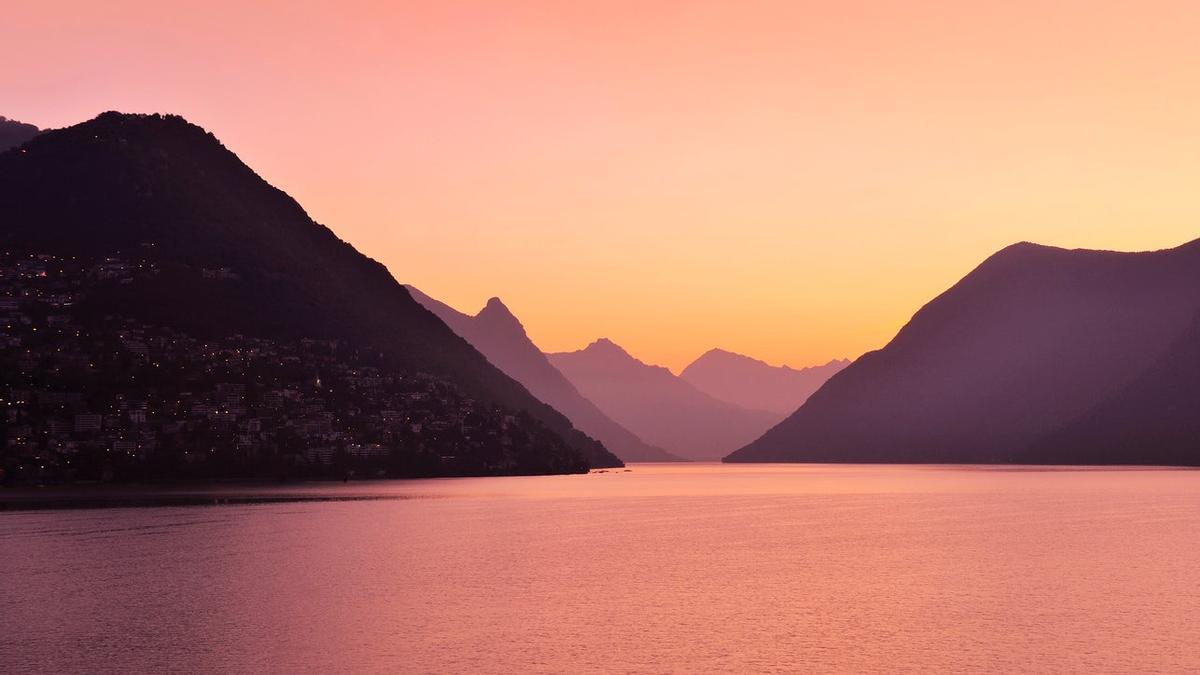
[3,463,1199,673]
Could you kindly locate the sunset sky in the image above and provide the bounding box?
[5,1,1200,371]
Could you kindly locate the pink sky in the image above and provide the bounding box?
[5,1,1200,370]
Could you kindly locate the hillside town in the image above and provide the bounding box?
[0,250,582,484]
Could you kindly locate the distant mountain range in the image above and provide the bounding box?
[0,112,622,478]
[680,349,849,415]
[728,240,1200,465]
[405,287,682,462]
[549,339,781,461]
[0,117,39,152]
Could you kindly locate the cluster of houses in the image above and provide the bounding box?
[0,251,555,483]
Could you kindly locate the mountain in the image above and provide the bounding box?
[727,240,1200,464]
[1024,310,1200,465]
[0,111,621,474]
[0,116,39,152]
[549,339,781,461]
[680,349,850,415]
[405,286,682,462]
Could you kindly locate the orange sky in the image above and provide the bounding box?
[5,1,1200,371]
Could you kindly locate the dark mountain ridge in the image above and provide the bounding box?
[727,239,1200,464]
[0,111,621,472]
[0,116,39,153]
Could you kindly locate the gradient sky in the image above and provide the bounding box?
[5,1,1200,371]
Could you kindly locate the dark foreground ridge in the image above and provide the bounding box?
[0,116,40,153]
[728,240,1200,465]
[0,112,621,485]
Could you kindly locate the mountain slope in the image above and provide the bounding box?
[0,111,621,471]
[681,349,850,415]
[549,339,781,461]
[0,116,39,152]
[727,239,1200,464]
[1025,311,1200,465]
[406,286,682,462]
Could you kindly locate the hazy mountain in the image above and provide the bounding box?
[680,349,850,415]
[549,339,781,461]
[727,239,1200,464]
[405,286,682,462]
[0,116,39,152]
[0,111,621,472]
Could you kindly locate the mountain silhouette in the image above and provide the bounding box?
[0,111,621,471]
[727,239,1200,464]
[0,116,39,152]
[680,349,850,415]
[1024,310,1200,464]
[549,339,781,461]
[405,286,682,462]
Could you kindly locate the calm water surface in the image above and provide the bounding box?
[3,464,1199,673]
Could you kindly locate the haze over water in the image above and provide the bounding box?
[3,464,1199,673]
